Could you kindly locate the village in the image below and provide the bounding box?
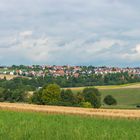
[0,65,140,78]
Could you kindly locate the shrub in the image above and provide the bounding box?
[104,95,117,105]
[80,102,92,108]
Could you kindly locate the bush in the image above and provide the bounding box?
[80,102,92,108]
[104,95,117,105]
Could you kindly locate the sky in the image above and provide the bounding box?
[0,0,140,66]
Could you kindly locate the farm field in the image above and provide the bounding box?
[0,102,140,118]
[0,110,140,140]
[0,74,18,80]
[66,82,140,91]
[0,74,31,80]
[67,83,140,109]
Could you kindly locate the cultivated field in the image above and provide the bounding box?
[0,110,140,140]
[0,102,140,119]
[0,74,32,80]
[65,83,140,91]
[0,74,18,80]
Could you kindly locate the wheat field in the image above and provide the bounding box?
[0,102,140,119]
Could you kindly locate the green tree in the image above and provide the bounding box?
[61,89,74,102]
[82,87,101,108]
[31,89,43,105]
[104,95,117,105]
[41,84,61,105]
[0,87,5,102]
[75,92,84,105]
[11,89,27,102]
[3,89,13,102]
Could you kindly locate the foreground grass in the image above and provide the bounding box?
[0,110,140,140]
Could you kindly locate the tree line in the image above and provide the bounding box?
[31,84,101,108]
[0,78,117,108]
[1,72,139,90]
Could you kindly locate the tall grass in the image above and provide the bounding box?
[0,110,140,140]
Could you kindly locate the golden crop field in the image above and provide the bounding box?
[0,74,18,80]
[0,102,140,119]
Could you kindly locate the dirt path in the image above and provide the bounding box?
[0,103,140,119]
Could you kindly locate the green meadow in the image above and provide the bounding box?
[69,83,140,109]
[0,110,140,140]
[101,88,140,109]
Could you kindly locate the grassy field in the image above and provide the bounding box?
[0,110,140,140]
[101,88,140,109]
[68,83,140,109]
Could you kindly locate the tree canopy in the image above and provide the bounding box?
[41,84,61,105]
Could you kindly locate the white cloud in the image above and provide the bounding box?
[122,44,140,62]
[85,39,124,54]
[0,0,140,66]
[122,30,140,37]
[19,31,33,38]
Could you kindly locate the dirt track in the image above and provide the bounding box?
[0,103,140,119]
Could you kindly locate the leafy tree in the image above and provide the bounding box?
[82,87,101,108]
[2,89,13,102]
[0,87,5,102]
[104,95,117,105]
[31,89,43,105]
[41,84,61,105]
[11,89,27,102]
[60,89,74,103]
[74,92,84,105]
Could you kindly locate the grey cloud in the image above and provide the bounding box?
[0,0,140,66]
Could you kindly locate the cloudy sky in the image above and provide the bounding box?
[0,0,140,66]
